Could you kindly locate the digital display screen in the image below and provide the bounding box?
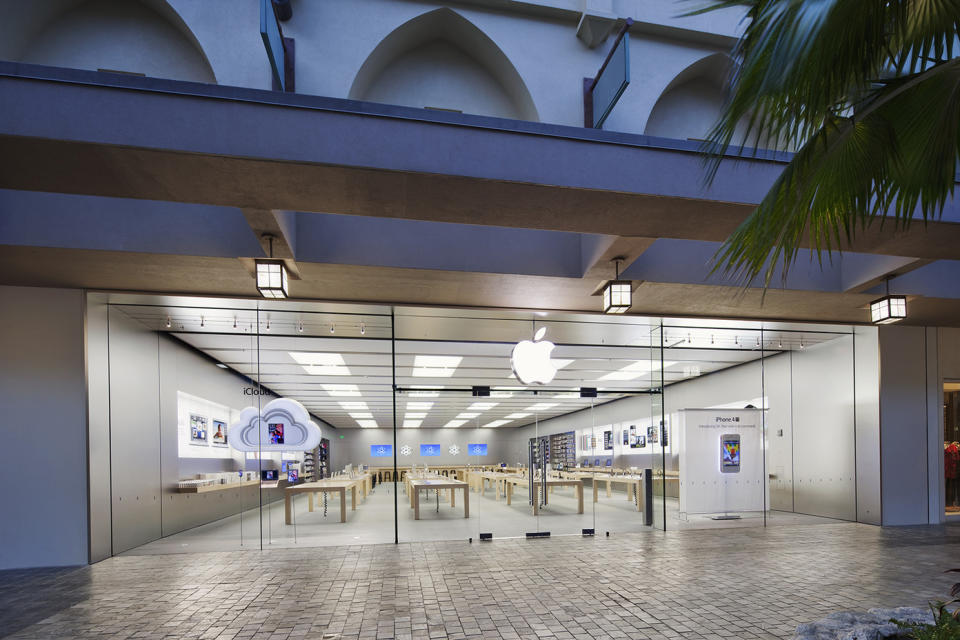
[468,443,488,456]
[287,469,298,482]
[190,414,207,442]
[261,469,277,481]
[721,436,741,470]
[268,423,284,444]
[370,445,392,457]
[212,420,227,445]
[420,444,440,456]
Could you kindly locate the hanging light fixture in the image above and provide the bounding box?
[602,257,632,314]
[255,235,289,299]
[871,277,907,324]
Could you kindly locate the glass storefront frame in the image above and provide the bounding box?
[92,293,868,555]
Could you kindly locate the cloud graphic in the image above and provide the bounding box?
[230,397,322,452]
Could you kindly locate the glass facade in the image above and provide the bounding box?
[95,295,865,555]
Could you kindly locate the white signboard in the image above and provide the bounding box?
[678,408,767,515]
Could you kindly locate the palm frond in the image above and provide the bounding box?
[711,58,960,287]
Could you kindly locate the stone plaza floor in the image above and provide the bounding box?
[1,521,959,639]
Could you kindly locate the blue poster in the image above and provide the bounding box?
[468,443,488,456]
[370,444,392,457]
[420,444,440,456]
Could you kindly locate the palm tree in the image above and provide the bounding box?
[695,0,960,288]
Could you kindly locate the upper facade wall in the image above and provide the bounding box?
[0,0,747,137]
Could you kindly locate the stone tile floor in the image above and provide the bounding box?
[2,522,959,639]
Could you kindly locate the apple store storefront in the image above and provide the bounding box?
[89,293,871,556]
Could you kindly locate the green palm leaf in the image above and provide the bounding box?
[688,0,960,287]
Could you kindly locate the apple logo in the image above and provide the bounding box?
[512,327,558,385]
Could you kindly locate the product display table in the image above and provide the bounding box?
[408,477,470,520]
[465,470,523,498]
[284,477,366,524]
[176,479,260,493]
[502,476,584,515]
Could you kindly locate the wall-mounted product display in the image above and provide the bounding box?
[420,444,440,456]
[190,414,207,443]
[647,425,658,444]
[603,430,613,450]
[211,420,227,446]
[468,443,488,456]
[371,444,392,457]
[229,397,322,452]
[177,391,242,460]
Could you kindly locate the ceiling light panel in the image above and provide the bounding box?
[467,402,498,411]
[405,402,434,411]
[402,419,423,428]
[505,413,531,419]
[525,403,558,411]
[357,420,379,429]
[443,420,468,428]
[339,402,369,410]
[322,384,361,397]
[348,412,373,419]
[482,419,512,428]
[412,355,463,377]
[456,412,480,419]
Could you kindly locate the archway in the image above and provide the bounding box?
[350,8,538,121]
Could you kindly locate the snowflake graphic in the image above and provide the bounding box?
[449,444,460,456]
[399,445,411,456]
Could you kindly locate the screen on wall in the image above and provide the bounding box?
[190,414,207,442]
[211,420,227,445]
[371,444,392,457]
[420,444,441,456]
[721,434,741,472]
[603,430,613,450]
[468,443,488,456]
[268,423,285,444]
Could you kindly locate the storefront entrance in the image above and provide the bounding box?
[88,293,863,556]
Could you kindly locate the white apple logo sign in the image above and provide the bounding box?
[512,327,558,385]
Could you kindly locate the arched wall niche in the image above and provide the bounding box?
[644,53,733,142]
[13,0,216,84]
[349,8,539,122]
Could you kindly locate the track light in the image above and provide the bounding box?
[330,323,335,334]
[360,322,366,335]
[165,316,171,328]
[298,320,304,333]
[233,317,238,329]
[265,319,271,332]
[200,316,205,328]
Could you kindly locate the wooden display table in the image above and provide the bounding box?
[177,479,260,493]
[465,470,524,498]
[501,476,584,516]
[408,477,470,520]
[284,477,367,524]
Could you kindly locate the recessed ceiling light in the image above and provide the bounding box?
[467,402,498,411]
[339,402,368,410]
[322,384,361,397]
[412,355,463,377]
[406,402,434,410]
[348,412,373,419]
[456,412,480,419]
[443,420,468,428]
[505,413,531,419]
[357,420,378,429]
[482,419,511,428]
[402,419,422,428]
[290,352,345,365]
[599,360,677,381]
[409,386,443,397]
[524,403,558,411]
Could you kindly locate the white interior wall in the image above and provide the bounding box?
[0,286,88,570]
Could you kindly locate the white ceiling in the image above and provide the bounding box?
[114,302,851,430]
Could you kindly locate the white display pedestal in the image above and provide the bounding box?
[678,408,767,516]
